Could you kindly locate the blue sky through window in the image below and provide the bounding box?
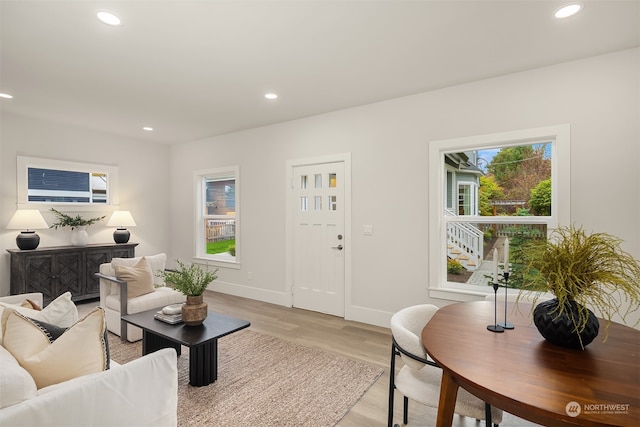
[477,142,551,173]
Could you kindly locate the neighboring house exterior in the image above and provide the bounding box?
[445,152,483,216]
[27,167,107,204]
[445,152,484,271]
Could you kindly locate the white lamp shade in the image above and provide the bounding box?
[7,210,49,230]
[107,211,136,227]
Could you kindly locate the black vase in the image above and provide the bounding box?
[533,298,599,349]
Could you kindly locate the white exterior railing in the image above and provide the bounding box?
[445,209,483,271]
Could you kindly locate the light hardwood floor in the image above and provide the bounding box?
[80,291,540,427]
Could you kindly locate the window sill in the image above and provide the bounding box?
[429,284,541,304]
[193,256,240,270]
[429,285,492,303]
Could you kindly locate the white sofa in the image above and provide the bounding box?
[0,293,178,427]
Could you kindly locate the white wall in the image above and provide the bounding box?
[169,48,639,327]
[1,48,638,329]
[0,114,172,294]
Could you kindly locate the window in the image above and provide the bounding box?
[428,125,570,300]
[194,166,239,265]
[17,156,118,209]
[457,182,477,216]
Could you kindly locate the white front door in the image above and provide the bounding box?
[291,161,345,316]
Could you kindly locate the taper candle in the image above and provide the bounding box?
[504,238,510,273]
[493,248,499,283]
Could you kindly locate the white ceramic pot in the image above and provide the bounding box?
[70,226,89,246]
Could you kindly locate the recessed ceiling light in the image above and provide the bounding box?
[97,11,121,26]
[265,93,278,100]
[0,93,13,99]
[555,3,582,19]
[143,127,154,132]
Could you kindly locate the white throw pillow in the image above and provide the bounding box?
[2,307,109,389]
[0,292,78,344]
[0,345,37,409]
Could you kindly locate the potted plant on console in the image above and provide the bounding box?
[519,224,640,349]
[158,260,218,326]
[49,208,106,246]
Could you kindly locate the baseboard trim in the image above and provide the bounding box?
[210,281,291,307]
[347,304,392,328]
[209,281,392,329]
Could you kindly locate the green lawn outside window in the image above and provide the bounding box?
[207,239,235,255]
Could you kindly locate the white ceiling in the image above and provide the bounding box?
[1,0,639,144]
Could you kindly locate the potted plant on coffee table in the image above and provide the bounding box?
[158,260,218,326]
[518,224,640,349]
[49,208,106,246]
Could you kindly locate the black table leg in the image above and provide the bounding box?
[189,339,218,386]
[143,330,181,356]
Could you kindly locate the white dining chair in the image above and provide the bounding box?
[388,304,502,427]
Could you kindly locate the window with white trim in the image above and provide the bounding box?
[194,166,239,264]
[17,156,118,209]
[428,125,570,299]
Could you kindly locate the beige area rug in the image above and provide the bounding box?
[108,329,383,427]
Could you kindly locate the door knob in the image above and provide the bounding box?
[332,244,343,250]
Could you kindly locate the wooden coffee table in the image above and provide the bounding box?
[122,309,250,386]
[422,301,640,427]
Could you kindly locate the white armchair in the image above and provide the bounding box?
[97,253,185,342]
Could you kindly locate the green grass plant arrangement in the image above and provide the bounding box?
[49,208,106,229]
[158,260,218,297]
[518,224,640,340]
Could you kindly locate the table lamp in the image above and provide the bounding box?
[7,209,49,250]
[107,211,136,243]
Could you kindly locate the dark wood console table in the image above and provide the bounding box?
[8,243,137,305]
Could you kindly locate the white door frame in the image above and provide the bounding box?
[285,153,352,319]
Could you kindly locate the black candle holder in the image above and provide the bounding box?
[498,271,514,330]
[487,282,505,333]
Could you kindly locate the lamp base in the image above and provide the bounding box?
[113,228,131,244]
[16,231,40,250]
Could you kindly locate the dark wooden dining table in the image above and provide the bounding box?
[421,301,640,427]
